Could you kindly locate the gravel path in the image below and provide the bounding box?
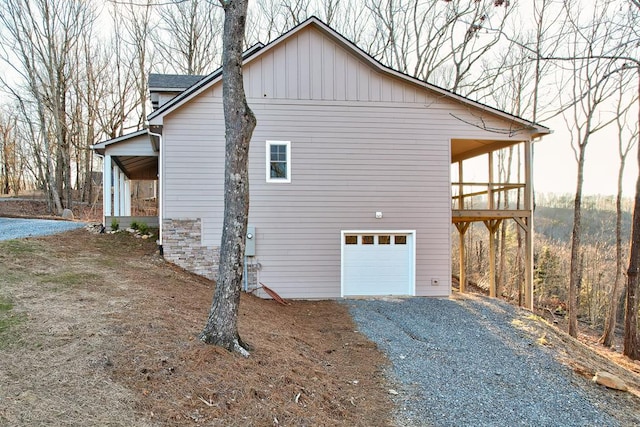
[0,217,85,241]
[345,296,625,427]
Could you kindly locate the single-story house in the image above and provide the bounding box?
[93,17,550,302]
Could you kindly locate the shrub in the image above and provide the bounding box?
[111,218,119,231]
[137,222,149,235]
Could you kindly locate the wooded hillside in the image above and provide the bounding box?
[456,193,633,333]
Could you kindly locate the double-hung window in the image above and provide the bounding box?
[266,141,291,183]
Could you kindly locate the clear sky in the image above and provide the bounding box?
[534,116,639,197]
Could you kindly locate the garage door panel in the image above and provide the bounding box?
[342,232,414,296]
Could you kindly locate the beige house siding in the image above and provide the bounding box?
[160,25,534,299]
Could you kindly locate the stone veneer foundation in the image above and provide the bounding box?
[162,218,259,290]
[162,218,219,280]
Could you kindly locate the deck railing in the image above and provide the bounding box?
[451,182,526,210]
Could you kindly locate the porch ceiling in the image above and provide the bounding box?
[113,155,158,180]
[93,130,159,180]
[451,138,522,163]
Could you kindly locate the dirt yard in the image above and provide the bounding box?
[0,196,102,222]
[2,197,640,425]
[0,230,391,426]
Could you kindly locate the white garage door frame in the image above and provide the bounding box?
[340,229,416,297]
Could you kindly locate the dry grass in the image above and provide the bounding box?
[4,198,640,426]
[0,230,391,426]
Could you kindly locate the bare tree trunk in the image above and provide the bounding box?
[568,147,586,337]
[200,0,256,355]
[601,193,624,346]
[601,77,635,347]
[624,75,640,360]
[561,1,622,337]
[625,176,640,359]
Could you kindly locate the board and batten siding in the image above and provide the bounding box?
[161,24,529,298]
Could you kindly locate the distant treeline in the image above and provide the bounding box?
[535,193,632,246]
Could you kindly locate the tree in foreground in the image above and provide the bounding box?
[624,67,640,360]
[600,75,637,347]
[199,0,256,355]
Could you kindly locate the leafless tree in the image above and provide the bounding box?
[248,0,371,49]
[0,0,97,213]
[561,1,625,337]
[99,4,141,138]
[0,110,23,195]
[154,0,223,75]
[281,0,311,27]
[120,0,156,129]
[486,0,565,305]
[200,0,256,355]
[623,0,640,360]
[600,75,638,347]
[365,0,512,97]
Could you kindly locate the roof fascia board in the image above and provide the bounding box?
[149,87,191,92]
[94,129,148,147]
[91,129,151,154]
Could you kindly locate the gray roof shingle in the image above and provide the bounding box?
[148,74,205,90]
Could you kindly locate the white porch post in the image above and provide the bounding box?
[124,178,131,216]
[103,155,112,219]
[147,129,163,245]
[119,170,126,216]
[113,165,120,216]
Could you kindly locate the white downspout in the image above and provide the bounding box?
[148,129,163,250]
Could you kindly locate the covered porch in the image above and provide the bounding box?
[91,130,159,230]
[451,136,537,309]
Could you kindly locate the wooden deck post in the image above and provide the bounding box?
[486,151,499,298]
[484,219,502,298]
[458,161,464,210]
[524,138,534,310]
[455,222,470,293]
[456,161,466,294]
[488,152,494,210]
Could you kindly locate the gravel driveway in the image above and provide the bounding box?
[0,217,85,241]
[346,296,629,427]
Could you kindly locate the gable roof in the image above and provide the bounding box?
[91,129,150,154]
[149,74,206,92]
[91,130,158,179]
[148,16,549,138]
[147,43,265,94]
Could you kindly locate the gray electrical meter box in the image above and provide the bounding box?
[245,225,256,256]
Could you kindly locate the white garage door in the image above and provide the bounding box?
[342,231,415,296]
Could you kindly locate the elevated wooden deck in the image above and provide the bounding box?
[451,139,534,309]
[452,209,530,223]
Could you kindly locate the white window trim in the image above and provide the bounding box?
[265,140,291,183]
